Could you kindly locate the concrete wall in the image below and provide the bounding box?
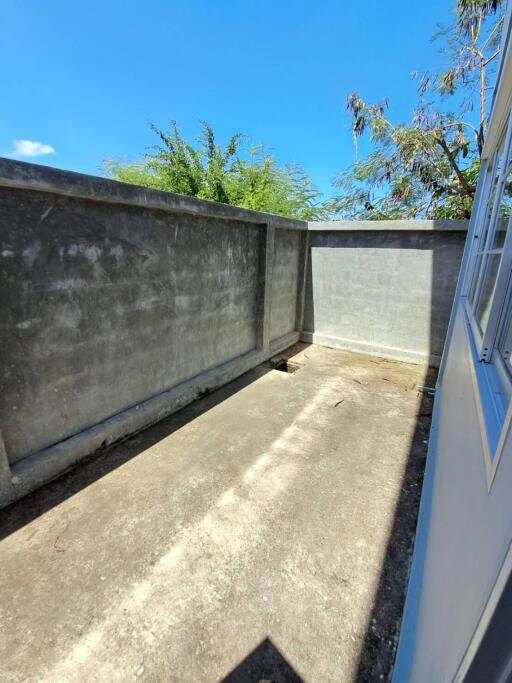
[0,159,467,508]
[0,160,306,507]
[270,229,304,341]
[302,221,468,366]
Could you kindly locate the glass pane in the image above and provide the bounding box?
[472,138,511,333]
[492,169,512,249]
[499,302,512,370]
[493,214,509,249]
[480,140,506,248]
[468,252,483,307]
[476,253,502,332]
[467,139,507,308]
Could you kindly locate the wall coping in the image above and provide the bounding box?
[0,158,306,231]
[0,158,469,233]
[308,219,469,232]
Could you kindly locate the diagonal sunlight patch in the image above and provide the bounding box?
[44,380,341,682]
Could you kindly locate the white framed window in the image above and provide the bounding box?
[464,112,512,483]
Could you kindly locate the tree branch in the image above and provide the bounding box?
[434,134,475,197]
[443,121,479,136]
[484,49,500,66]
[443,115,484,155]
[480,17,503,53]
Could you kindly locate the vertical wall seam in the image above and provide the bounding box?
[0,430,13,495]
[260,224,275,351]
[295,230,309,333]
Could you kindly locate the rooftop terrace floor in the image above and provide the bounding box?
[0,344,433,683]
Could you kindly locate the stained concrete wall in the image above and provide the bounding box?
[0,159,306,507]
[302,221,468,366]
[0,159,467,508]
[270,229,303,341]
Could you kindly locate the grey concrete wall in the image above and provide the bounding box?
[0,159,306,507]
[302,222,468,366]
[270,229,303,341]
[0,159,467,507]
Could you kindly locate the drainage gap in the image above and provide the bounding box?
[269,359,301,374]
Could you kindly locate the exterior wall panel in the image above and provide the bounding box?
[302,228,466,366]
[0,189,264,464]
[270,229,302,341]
[404,308,512,681]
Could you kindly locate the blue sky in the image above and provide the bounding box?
[2,0,457,197]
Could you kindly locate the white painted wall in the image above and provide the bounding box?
[396,307,512,681]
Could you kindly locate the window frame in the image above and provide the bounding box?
[463,111,512,486]
[465,118,512,352]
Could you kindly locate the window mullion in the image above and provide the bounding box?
[472,118,512,335]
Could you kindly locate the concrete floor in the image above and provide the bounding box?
[0,344,433,683]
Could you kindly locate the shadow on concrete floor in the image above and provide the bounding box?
[0,343,432,682]
[0,364,275,542]
[220,638,305,683]
[0,343,310,543]
[353,366,437,681]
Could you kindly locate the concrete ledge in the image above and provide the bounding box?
[0,161,470,235]
[1,330,299,509]
[0,158,306,231]
[300,331,441,367]
[307,220,469,232]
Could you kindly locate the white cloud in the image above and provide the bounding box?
[9,139,55,157]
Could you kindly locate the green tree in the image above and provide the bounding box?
[227,146,326,220]
[105,120,326,220]
[329,0,504,220]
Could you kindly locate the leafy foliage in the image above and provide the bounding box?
[105,120,326,220]
[227,146,327,220]
[329,0,504,220]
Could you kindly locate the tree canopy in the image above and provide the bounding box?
[105,120,326,220]
[106,1,506,221]
[328,0,505,220]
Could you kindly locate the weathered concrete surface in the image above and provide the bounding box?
[1,330,299,510]
[0,344,432,683]
[309,220,469,232]
[302,229,466,366]
[0,157,461,510]
[0,161,306,506]
[0,158,306,231]
[270,229,302,342]
[0,188,263,465]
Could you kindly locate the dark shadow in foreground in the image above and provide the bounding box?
[220,638,305,683]
[0,343,309,543]
[0,368,272,541]
[353,369,437,681]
